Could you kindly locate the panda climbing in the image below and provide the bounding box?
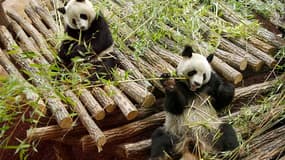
[150,45,239,160]
[57,0,117,80]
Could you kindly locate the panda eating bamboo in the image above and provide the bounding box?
[150,45,239,160]
[57,0,117,81]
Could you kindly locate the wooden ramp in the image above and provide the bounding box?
[0,0,284,159]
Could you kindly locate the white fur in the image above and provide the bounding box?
[164,93,222,155]
[176,53,212,91]
[64,0,96,30]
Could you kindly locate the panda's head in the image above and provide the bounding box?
[176,45,214,91]
[58,0,96,31]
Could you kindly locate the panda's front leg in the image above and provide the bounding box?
[211,82,235,111]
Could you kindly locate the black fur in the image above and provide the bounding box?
[203,72,235,111]
[214,123,239,151]
[150,127,179,160]
[181,45,193,57]
[58,13,117,80]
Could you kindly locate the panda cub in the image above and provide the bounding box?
[57,0,116,80]
[150,46,239,160]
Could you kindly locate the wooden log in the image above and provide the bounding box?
[7,18,48,65]
[104,85,138,120]
[159,24,243,84]
[91,86,116,113]
[78,88,105,120]
[0,26,72,128]
[242,125,285,160]
[219,38,264,71]
[6,9,55,63]
[30,0,58,33]
[26,107,158,141]
[25,79,281,144]
[0,63,8,77]
[0,0,9,26]
[142,49,175,73]
[150,45,182,67]
[211,56,243,84]
[0,48,46,117]
[127,54,165,92]
[219,3,285,47]
[115,68,156,108]
[24,5,56,47]
[234,80,278,102]
[7,18,39,51]
[248,37,277,55]
[113,48,153,91]
[64,90,106,151]
[229,38,277,68]
[215,48,248,71]
[80,112,165,151]
[115,139,151,160]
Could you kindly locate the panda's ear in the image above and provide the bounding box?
[57,7,66,14]
[207,54,214,63]
[182,45,193,58]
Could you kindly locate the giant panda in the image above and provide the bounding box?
[57,0,117,80]
[150,45,239,160]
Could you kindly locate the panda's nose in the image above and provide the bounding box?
[80,26,85,30]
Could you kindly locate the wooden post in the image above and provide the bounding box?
[0,0,9,26]
[64,90,106,151]
[104,85,138,120]
[0,26,72,128]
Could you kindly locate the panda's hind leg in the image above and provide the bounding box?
[150,127,176,160]
[214,123,239,151]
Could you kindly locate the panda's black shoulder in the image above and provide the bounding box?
[204,72,235,111]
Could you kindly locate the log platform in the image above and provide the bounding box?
[0,0,284,160]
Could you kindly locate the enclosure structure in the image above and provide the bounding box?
[0,0,284,160]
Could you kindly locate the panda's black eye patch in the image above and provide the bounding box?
[72,18,76,25]
[203,73,206,80]
[80,14,88,20]
[187,70,197,77]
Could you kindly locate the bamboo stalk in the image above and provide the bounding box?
[91,86,116,113]
[115,68,156,107]
[78,88,106,120]
[64,90,106,151]
[24,5,56,47]
[215,48,248,71]
[104,85,138,120]
[219,38,264,71]
[229,38,277,68]
[7,9,55,63]
[0,25,72,128]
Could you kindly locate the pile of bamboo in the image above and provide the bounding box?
[0,0,284,159]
